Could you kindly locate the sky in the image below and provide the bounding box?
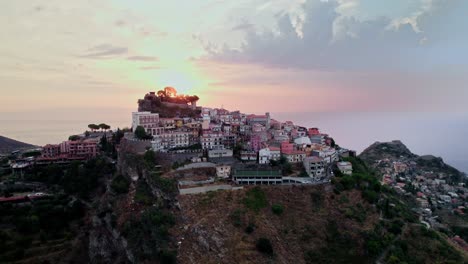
[0,0,467,116]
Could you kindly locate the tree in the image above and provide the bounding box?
[134,126,152,140]
[69,135,80,141]
[144,150,156,166]
[88,124,99,132]
[98,123,110,132]
[256,238,274,256]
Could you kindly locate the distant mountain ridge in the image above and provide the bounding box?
[360,140,464,179]
[0,135,36,153]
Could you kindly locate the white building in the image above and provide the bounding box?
[336,161,353,175]
[294,136,312,146]
[157,131,191,149]
[303,156,326,181]
[312,147,338,163]
[216,164,231,178]
[151,137,164,152]
[201,133,224,150]
[283,151,306,163]
[208,148,233,158]
[132,112,160,135]
[258,147,281,164]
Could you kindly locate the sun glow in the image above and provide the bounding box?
[157,69,197,93]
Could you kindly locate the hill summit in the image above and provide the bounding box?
[0,135,35,154]
[360,140,417,162]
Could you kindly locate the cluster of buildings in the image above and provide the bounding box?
[131,92,355,185]
[376,158,467,228]
[5,136,101,177]
[39,138,98,162]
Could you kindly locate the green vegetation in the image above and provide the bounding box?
[243,187,268,212]
[0,195,85,262]
[304,220,372,264]
[87,123,110,132]
[135,180,154,205]
[62,157,114,199]
[122,207,176,262]
[230,209,245,227]
[144,149,157,166]
[111,174,130,194]
[333,157,382,205]
[135,126,153,140]
[150,172,177,194]
[384,225,464,264]
[271,204,284,215]
[256,238,274,256]
[271,156,293,175]
[344,203,367,223]
[68,135,81,141]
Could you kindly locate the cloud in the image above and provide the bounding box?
[126,56,159,61]
[139,66,161,70]
[231,22,254,32]
[114,19,126,27]
[207,0,467,71]
[79,44,128,59]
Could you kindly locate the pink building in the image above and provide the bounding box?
[308,128,320,136]
[250,134,262,152]
[61,139,98,159]
[41,139,98,161]
[280,142,294,154]
[41,144,60,158]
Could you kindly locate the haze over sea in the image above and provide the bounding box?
[0,109,467,173]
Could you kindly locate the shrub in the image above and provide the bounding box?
[159,250,177,264]
[245,223,255,234]
[271,204,284,215]
[243,187,267,212]
[230,209,244,227]
[134,181,154,205]
[256,238,274,256]
[362,190,379,204]
[111,175,130,194]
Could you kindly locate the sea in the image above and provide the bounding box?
[0,110,467,173]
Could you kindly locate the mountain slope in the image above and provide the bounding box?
[359,140,417,162]
[0,135,36,153]
[360,140,464,182]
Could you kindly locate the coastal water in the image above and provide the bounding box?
[0,110,467,173]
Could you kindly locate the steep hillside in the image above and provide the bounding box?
[170,154,466,264]
[175,185,380,264]
[0,135,35,153]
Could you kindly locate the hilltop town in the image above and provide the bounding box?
[1,88,467,263]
